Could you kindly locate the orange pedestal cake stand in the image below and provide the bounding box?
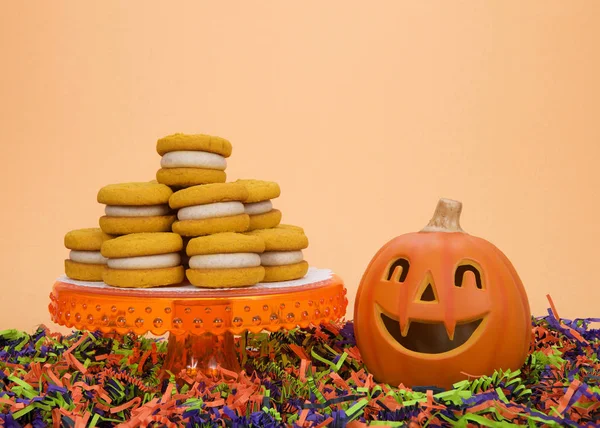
[48,268,347,378]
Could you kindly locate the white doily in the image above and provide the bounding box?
[56,267,333,293]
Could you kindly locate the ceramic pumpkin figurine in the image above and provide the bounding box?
[354,198,531,388]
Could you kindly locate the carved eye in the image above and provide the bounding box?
[385,258,410,282]
[455,263,483,289]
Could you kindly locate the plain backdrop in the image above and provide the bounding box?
[1,2,599,332]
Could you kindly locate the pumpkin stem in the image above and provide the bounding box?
[421,198,465,233]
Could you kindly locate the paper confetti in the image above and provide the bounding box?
[0,308,598,427]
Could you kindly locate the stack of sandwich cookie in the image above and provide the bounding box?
[97,182,175,235]
[156,133,231,187]
[169,183,250,237]
[236,179,282,231]
[247,226,309,282]
[100,233,184,288]
[186,232,265,287]
[64,228,112,281]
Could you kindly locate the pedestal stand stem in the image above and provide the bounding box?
[160,331,241,379]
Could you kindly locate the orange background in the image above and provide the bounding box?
[1,2,599,332]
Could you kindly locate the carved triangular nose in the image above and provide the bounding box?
[419,283,436,302]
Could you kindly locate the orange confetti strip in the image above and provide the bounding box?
[460,371,484,380]
[364,373,374,389]
[557,379,581,413]
[563,325,588,344]
[329,372,351,390]
[59,408,72,417]
[426,389,434,407]
[137,349,151,374]
[64,332,89,356]
[218,365,239,380]
[0,397,13,406]
[74,412,90,428]
[161,382,174,403]
[172,393,192,401]
[298,408,309,426]
[467,400,500,414]
[547,294,560,319]
[233,390,253,409]
[467,400,520,420]
[290,344,310,360]
[346,346,362,361]
[381,395,401,411]
[350,371,364,387]
[97,391,112,404]
[180,373,194,384]
[109,397,142,414]
[204,399,225,407]
[66,354,87,374]
[151,342,158,364]
[324,322,340,335]
[315,416,334,428]
[72,381,100,392]
[95,403,110,412]
[299,359,308,382]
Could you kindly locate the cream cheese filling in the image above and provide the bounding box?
[188,253,261,269]
[107,253,181,270]
[105,204,171,217]
[177,201,244,221]
[260,251,304,266]
[244,200,273,215]
[69,250,108,265]
[161,150,227,170]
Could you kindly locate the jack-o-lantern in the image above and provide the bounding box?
[354,199,531,388]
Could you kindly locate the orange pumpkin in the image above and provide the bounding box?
[354,199,531,388]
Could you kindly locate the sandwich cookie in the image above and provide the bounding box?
[64,228,112,281]
[246,226,309,282]
[277,224,305,233]
[186,232,265,288]
[156,133,231,187]
[169,183,250,236]
[236,179,282,231]
[97,182,176,235]
[101,233,184,288]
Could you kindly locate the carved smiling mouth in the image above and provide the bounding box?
[380,312,484,354]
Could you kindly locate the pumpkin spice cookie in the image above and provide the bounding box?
[169,183,250,236]
[156,133,231,187]
[97,182,176,235]
[277,224,305,233]
[246,226,309,282]
[235,179,282,231]
[186,232,265,288]
[101,232,184,288]
[64,228,112,281]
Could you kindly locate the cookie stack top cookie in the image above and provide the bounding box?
[63,132,310,288]
[156,133,231,188]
